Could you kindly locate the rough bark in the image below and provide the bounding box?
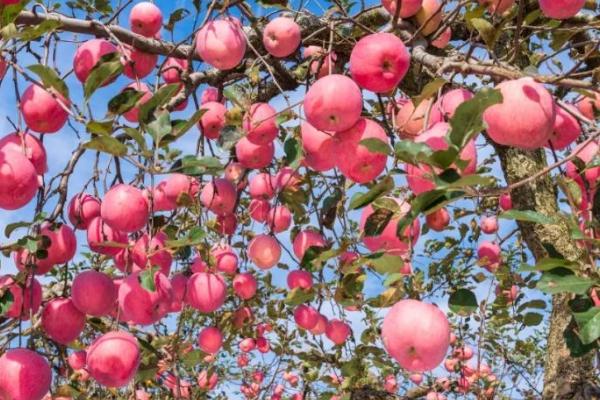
[495,146,599,399]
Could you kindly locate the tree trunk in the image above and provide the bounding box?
[495,146,598,399]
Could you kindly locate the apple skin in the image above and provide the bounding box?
[483,77,556,150]
[0,348,52,400]
[248,234,282,269]
[68,193,101,229]
[576,94,600,120]
[381,299,450,372]
[294,304,319,330]
[73,39,117,84]
[292,230,327,261]
[0,275,42,320]
[395,98,443,138]
[0,149,38,211]
[161,57,188,83]
[86,216,127,256]
[71,270,117,317]
[539,0,585,19]
[435,88,474,119]
[199,101,227,139]
[198,327,223,354]
[236,137,275,169]
[41,297,86,345]
[381,0,423,18]
[243,102,279,145]
[129,1,163,37]
[477,241,501,272]
[301,121,337,172]
[480,216,498,234]
[547,103,581,150]
[195,18,246,70]
[350,32,410,93]
[101,184,149,233]
[200,178,237,216]
[415,0,443,36]
[122,82,153,122]
[185,272,227,313]
[20,84,70,134]
[262,17,301,58]
[233,272,258,300]
[121,46,157,80]
[0,131,48,175]
[426,208,450,231]
[478,0,515,14]
[303,74,363,132]
[325,319,351,345]
[86,331,140,388]
[287,270,313,290]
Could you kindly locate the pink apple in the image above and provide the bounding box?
[161,57,188,83]
[483,78,556,150]
[122,46,157,79]
[211,244,238,275]
[0,55,6,80]
[395,98,443,138]
[249,172,276,199]
[216,214,237,235]
[0,275,42,320]
[0,149,38,210]
[122,81,153,122]
[477,241,501,272]
[431,27,451,49]
[303,46,337,78]
[239,337,256,352]
[236,137,274,169]
[118,271,173,325]
[199,101,227,139]
[539,0,584,19]
[129,2,162,37]
[243,102,279,144]
[325,319,351,345]
[499,193,512,211]
[195,18,246,70]
[294,304,319,329]
[263,17,301,57]
[67,351,86,371]
[86,331,140,387]
[131,232,172,275]
[349,32,410,93]
[185,272,227,313]
[436,88,474,119]
[478,0,515,14]
[68,193,101,229]
[310,313,328,335]
[20,84,70,133]
[275,167,301,190]
[304,74,363,132]
[201,87,221,104]
[301,121,337,172]
[415,0,443,35]
[248,234,281,269]
[233,272,258,300]
[73,39,117,84]
[266,205,292,233]
[42,297,86,345]
[381,0,423,17]
[168,273,188,312]
[0,348,51,400]
[576,94,599,120]
[197,370,218,390]
[71,270,117,316]
[86,216,127,256]
[287,270,313,290]
[249,199,271,222]
[0,131,47,174]
[480,216,498,234]
[426,208,450,231]
[359,198,420,256]
[292,230,327,260]
[101,184,149,232]
[198,327,223,354]
[200,178,237,215]
[382,299,450,371]
[547,103,581,150]
[336,118,389,183]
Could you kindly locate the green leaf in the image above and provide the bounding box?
[165,227,206,248]
[522,312,543,326]
[285,287,315,306]
[412,78,446,107]
[359,138,390,155]
[364,207,393,237]
[218,126,244,150]
[564,327,596,357]
[146,111,172,146]
[4,221,31,238]
[139,84,181,124]
[83,136,127,156]
[518,257,577,272]
[448,289,478,316]
[284,137,303,168]
[86,120,114,136]
[537,272,593,295]
[171,156,224,176]
[470,18,500,48]
[84,52,122,99]
[0,290,14,315]
[449,88,502,150]
[16,20,62,42]
[368,253,404,274]
[579,310,600,345]
[499,210,557,225]
[108,89,144,115]
[138,267,160,292]
[349,176,394,210]
[165,8,190,31]
[170,108,206,140]
[394,140,434,165]
[27,64,69,99]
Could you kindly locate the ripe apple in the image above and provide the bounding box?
[198,327,223,354]
[0,348,51,400]
[101,184,149,233]
[248,234,281,269]
[42,297,86,345]
[71,270,117,316]
[236,137,274,169]
[68,193,101,229]
[129,2,162,37]
[73,39,117,84]
[292,230,327,260]
[200,178,237,216]
[243,102,279,144]
[199,101,227,139]
[185,272,227,313]
[195,18,246,70]
[20,84,70,133]
[86,331,140,387]
[539,0,584,19]
[233,272,258,300]
[263,17,301,58]
[0,131,47,174]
